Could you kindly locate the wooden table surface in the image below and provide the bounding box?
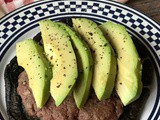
[127,0,160,24]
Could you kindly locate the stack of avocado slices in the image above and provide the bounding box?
[16,18,142,109]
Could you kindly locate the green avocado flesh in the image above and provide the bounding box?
[100,21,143,106]
[16,18,143,109]
[39,20,78,106]
[72,18,117,100]
[16,39,52,108]
[57,22,93,108]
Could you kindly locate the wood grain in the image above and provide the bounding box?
[127,0,160,24]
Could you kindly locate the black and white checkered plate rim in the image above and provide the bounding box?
[0,0,160,120]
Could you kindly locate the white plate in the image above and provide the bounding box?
[0,0,160,120]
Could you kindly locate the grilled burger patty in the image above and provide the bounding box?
[4,55,150,120]
[17,71,123,120]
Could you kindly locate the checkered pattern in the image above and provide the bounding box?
[0,1,160,54]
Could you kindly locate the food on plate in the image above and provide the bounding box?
[57,22,93,108]
[39,20,78,106]
[5,18,147,120]
[100,21,143,106]
[16,39,52,108]
[72,18,117,100]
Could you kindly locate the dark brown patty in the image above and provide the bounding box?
[17,71,123,120]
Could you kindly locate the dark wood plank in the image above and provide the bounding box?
[127,0,160,23]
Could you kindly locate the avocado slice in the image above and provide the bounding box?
[72,18,117,100]
[100,21,143,106]
[57,22,93,108]
[16,39,52,108]
[39,20,78,106]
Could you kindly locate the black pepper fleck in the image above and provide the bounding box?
[68,85,72,88]
[104,43,108,46]
[50,56,53,60]
[65,44,68,47]
[56,83,62,88]
[88,32,93,36]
